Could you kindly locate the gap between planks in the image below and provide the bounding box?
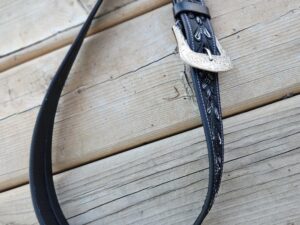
[0,95,299,224]
[1,0,294,73]
[0,0,170,73]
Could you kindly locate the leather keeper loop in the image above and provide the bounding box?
[173,2,211,18]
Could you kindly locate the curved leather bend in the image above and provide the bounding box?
[29,1,103,224]
[29,0,224,224]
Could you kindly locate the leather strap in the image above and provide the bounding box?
[29,0,224,224]
[173,2,210,18]
[29,1,103,224]
[172,0,224,223]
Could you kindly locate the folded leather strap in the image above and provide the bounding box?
[29,0,226,224]
[29,1,104,224]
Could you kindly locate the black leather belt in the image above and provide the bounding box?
[29,0,232,224]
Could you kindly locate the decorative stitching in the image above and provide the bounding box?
[183,14,195,50]
[175,0,224,222]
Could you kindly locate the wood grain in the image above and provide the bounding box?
[0,0,170,72]
[0,95,299,225]
[0,1,299,191]
[0,0,87,56]
[1,0,297,73]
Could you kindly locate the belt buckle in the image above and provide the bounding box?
[172,24,233,73]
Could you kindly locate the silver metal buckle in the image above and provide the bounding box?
[172,24,233,72]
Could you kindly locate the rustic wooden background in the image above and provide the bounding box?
[0,0,299,224]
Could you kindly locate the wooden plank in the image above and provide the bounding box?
[0,0,87,56]
[0,0,170,72]
[0,2,300,192]
[1,0,296,73]
[0,96,299,224]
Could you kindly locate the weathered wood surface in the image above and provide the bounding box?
[0,0,87,56]
[0,96,299,225]
[1,0,297,73]
[0,0,169,72]
[0,1,299,191]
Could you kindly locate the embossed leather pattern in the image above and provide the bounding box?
[29,0,224,224]
[173,0,224,224]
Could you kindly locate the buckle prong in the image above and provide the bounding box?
[172,24,233,72]
[204,48,213,61]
